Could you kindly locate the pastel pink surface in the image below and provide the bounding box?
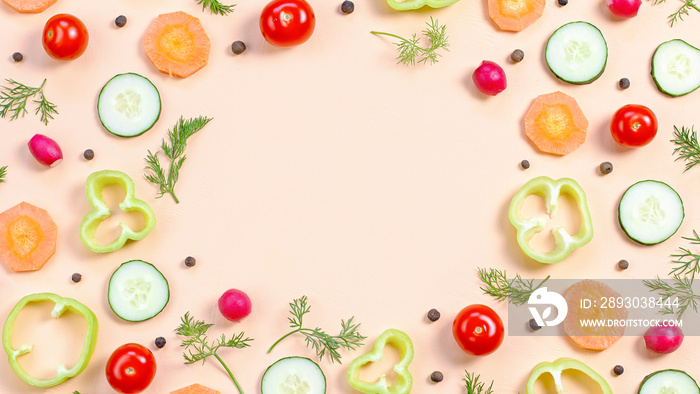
[1,0,700,393]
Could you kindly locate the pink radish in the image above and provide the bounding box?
[644,325,684,354]
[28,134,63,167]
[472,61,507,96]
[218,289,252,322]
[606,0,642,18]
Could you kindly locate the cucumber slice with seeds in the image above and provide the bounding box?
[652,39,700,97]
[97,73,161,137]
[638,370,700,393]
[618,180,684,245]
[108,260,169,322]
[545,21,608,84]
[261,357,326,394]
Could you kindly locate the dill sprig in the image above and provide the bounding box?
[670,230,700,279]
[671,125,700,171]
[478,268,550,306]
[196,0,235,15]
[653,0,700,26]
[371,17,449,66]
[644,276,699,318]
[0,166,6,183]
[0,78,58,125]
[144,116,212,203]
[175,312,253,394]
[464,370,494,394]
[267,295,366,363]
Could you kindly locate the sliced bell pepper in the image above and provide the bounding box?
[526,357,612,394]
[386,0,460,11]
[346,329,413,394]
[508,176,593,264]
[2,293,98,388]
[79,170,156,253]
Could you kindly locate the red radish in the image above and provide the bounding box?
[606,0,642,18]
[218,289,252,322]
[472,61,507,96]
[644,325,684,354]
[28,134,63,167]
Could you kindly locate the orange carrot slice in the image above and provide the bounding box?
[524,91,588,156]
[170,384,220,394]
[2,0,57,13]
[563,280,628,350]
[0,202,57,272]
[144,11,211,78]
[488,0,545,32]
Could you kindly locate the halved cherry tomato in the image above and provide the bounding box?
[610,104,658,147]
[42,14,89,60]
[259,0,315,47]
[105,343,156,394]
[452,304,504,356]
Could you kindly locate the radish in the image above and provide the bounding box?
[644,325,684,354]
[472,61,507,96]
[28,134,63,168]
[218,289,252,322]
[606,0,642,18]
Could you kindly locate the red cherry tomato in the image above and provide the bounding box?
[452,304,504,356]
[105,343,157,394]
[42,14,89,60]
[259,0,315,47]
[610,104,658,147]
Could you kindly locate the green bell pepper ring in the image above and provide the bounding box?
[386,0,460,11]
[508,176,593,264]
[2,293,98,388]
[79,170,156,253]
[526,357,612,394]
[346,329,413,394]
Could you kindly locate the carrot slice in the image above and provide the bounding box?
[563,280,628,351]
[524,91,588,156]
[2,0,57,13]
[144,11,211,78]
[0,202,57,272]
[170,384,220,394]
[488,0,545,32]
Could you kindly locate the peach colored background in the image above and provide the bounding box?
[1,0,700,392]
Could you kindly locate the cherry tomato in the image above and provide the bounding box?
[42,14,89,60]
[259,0,315,47]
[105,343,156,394]
[452,304,504,356]
[610,104,658,147]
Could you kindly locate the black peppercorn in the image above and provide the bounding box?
[529,318,542,331]
[231,41,246,55]
[613,365,624,375]
[185,256,196,267]
[155,336,166,348]
[427,308,440,322]
[600,161,613,175]
[511,49,524,63]
[115,15,127,28]
[521,159,530,169]
[619,78,630,89]
[618,259,629,270]
[430,371,444,383]
[558,0,568,5]
[71,273,82,283]
[341,0,355,14]
[83,149,95,160]
[12,52,23,62]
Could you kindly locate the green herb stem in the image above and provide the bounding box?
[0,78,58,125]
[0,166,7,183]
[213,353,243,394]
[371,17,449,66]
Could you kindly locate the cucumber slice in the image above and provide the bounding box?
[545,21,608,84]
[108,260,170,322]
[618,180,684,245]
[638,370,700,394]
[97,73,161,137]
[261,357,326,394]
[652,39,700,97]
